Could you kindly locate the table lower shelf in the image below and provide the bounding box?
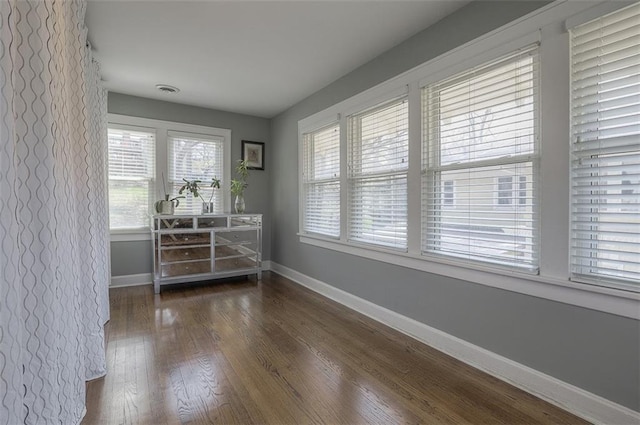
[153,265,262,293]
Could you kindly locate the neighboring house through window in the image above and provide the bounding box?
[443,180,455,206]
[496,175,528,206]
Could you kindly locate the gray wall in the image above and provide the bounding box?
[109,92,271,276]
[269,0,639,412]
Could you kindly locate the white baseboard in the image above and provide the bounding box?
[262,260,272,271]
[110,273,152,288]
[268,261,639,425]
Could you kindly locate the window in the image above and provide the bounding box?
[301,124,341,237]
[443,180,455,206]
[497,176,514,206]
[169,132,225,214]
[108,115,231,235]
[569,3,640,288]
[621,174,633,197]
[495,176,528,206]
[348,98,409,249]
[518,176,527,205]
[423,46,539,271]
[107,127,155,230]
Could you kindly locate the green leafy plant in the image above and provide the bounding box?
[207,177,221,202]
[230,179,247,196]
[164,194,184,207]
[230,159,249,196]
[179,177,221,203]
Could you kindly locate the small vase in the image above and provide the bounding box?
[202,202,215,214]
[234,195,245,214]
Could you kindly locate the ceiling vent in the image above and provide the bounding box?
[155,84,180,94]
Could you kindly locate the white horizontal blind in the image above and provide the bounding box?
[302,124,340,237]
[107,127,155,229]
[348,98,408,249]
[168,132,225,214]
[423,46,539,271]
[570,3,640,288]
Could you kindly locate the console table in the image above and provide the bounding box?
[151,214,262,293]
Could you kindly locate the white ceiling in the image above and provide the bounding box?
[86,1,469,118]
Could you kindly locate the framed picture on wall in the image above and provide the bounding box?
[242,140,265,170]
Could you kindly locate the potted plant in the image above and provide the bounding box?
[179,176,221,214]
[230,159,249,213]
[154,173,184,215]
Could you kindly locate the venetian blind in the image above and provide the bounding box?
[302,124,340,237]
[348,98,408,249]
[107,127,155,229]
[423,45,540,272]
[569,3,640,288]
[168,131,225,214]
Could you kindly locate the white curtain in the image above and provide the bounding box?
[0,0,110,423]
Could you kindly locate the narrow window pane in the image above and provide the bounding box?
[168,133,225,214]
[302,124,340,237]
[349,98,408,249]
[423,46,539,272]
[108,127,155,229]
[570,3,640,288]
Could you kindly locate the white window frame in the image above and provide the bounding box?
[107,124,156,233]
[297,0,639,319]
[108,114,231,242]
[167,131,227,215]
[568,3,640,291]
[347,96,409,250]
[422,45,540,273]
[300,122,341,238]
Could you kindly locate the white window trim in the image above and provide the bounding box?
[107,123,156,232]
[346,96,410,250]
[301,122,341,238]
[297,0,640,319]
[567,3,640,291]
[108,114,231,241]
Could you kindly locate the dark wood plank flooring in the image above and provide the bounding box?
[83,271,589,424]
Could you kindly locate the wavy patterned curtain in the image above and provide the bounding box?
[0,0,110,423]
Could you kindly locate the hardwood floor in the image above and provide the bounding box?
[83,272,589,424]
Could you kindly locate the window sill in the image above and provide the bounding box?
[298,233,640,319]
[110,229,151,242]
